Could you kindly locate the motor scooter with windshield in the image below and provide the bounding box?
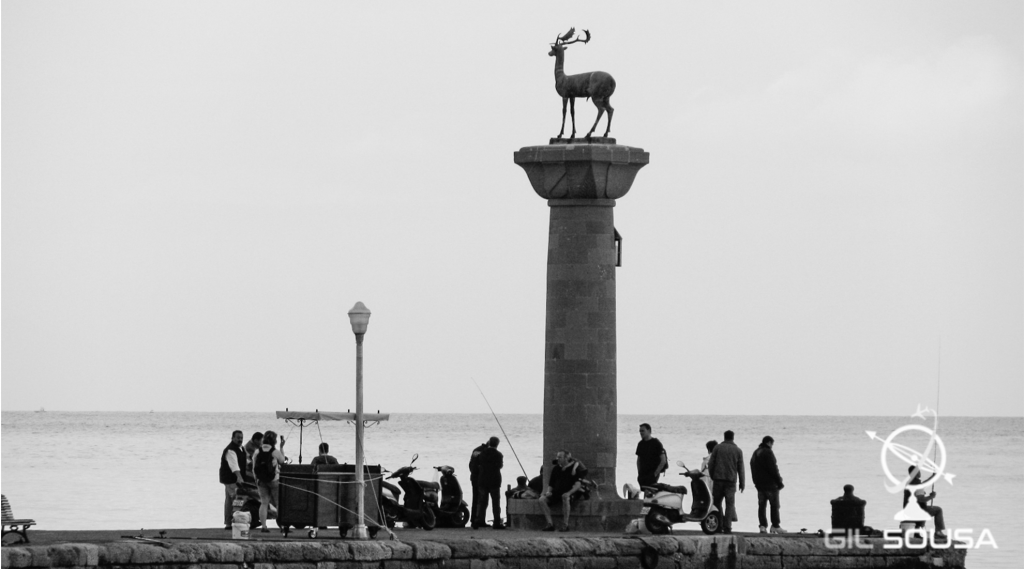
[381,454,436,530]
[626,460,722,535]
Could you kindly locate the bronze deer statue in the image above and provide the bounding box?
[549,28,616,140]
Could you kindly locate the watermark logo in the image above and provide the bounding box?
[823,405,997,550]
[866,404,955,523]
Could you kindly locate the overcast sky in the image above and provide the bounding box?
[2,1,1021,416]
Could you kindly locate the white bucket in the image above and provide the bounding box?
[232,522,249,540]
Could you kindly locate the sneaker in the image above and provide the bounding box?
[770,526,788,534]
[759,526,768,533]
[558,525,569,532]
[721,527,732,534]
[493,523,506,530]
[541,524,556,532]
[224,524,232,530]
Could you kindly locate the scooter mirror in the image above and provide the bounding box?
[675,460,687,468]
[411,453,419,465]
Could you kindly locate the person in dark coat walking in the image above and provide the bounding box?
[474,436,505,529]
[750,435,786,534]
[468,440,489,528]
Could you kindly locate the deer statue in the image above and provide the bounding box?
[548,28,616,140]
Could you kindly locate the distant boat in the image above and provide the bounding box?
[35,407,45,413]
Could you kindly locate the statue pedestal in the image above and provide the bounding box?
[514,141,649,527]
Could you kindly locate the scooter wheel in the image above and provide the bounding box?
[701,511,722,535]
[453,504,470,528]
[644,508,671,535]
[420,506,437,530]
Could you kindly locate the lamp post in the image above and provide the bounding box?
[347,301,371,540]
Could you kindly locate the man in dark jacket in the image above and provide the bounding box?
[750,435,786,534]
[707,430,745,533]
[220,430,247,529]
[468,441,489,529]
[474,436,505,529]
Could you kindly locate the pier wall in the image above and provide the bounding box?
[2,535,966,569]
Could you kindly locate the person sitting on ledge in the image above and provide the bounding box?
[538,450,588,532]
[912,484,948,540]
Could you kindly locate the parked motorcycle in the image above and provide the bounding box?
[636,460,722,535]
[381,454,436,530]
[432,465,471,528]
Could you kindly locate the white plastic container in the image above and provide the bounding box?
[232,511,251,539]
[232,522,249,539]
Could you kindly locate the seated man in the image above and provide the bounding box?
[913,486,947,539]
[537,450,588,532]
[310,442,339,468]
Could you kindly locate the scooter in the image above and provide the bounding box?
[432,465,471,528]
[381,454,437,530]
[628,460,722,535]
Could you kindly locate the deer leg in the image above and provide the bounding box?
[587,98,606,138]
[558,98,568,138]
[603,97,614,137]
[569,98,577,139]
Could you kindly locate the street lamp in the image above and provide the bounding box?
[347,301,371,539]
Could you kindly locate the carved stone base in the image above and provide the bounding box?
[507,497,642,532]
[549,137,617,145]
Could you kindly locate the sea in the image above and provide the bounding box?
[1,412,1020,567]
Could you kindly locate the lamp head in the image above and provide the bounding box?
[347,302,371,335]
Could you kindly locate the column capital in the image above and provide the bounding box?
[514,142,649,200]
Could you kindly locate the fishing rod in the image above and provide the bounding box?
[931,340,942,504]
[471,377,529,479]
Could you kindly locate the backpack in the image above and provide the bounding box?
[254,449,276,483]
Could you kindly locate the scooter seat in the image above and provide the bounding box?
[418,480,441,492]
[656,484,687,495]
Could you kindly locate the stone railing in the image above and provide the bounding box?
[1,534,966,569]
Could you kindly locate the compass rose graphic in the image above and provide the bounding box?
[866,404,956,494]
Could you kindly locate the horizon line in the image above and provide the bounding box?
[4,409,1022,418]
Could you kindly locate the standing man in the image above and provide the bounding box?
[475,436,505,529]
[219,430,247,529]
[468,440,489,529]
[750,435,786,534]
[243,432,264,481]
[537,450,588,532]
[635,423,668,487]
[707,430,745,534]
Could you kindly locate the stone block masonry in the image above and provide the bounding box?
[1,534,966,569]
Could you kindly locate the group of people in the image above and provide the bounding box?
[220,430,338,532]
[635,425,787,534]
[469,438,591,532]
[222,426,945,537]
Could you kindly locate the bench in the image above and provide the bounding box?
[1,495,36,544]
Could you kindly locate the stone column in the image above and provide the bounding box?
[511,140,648,530]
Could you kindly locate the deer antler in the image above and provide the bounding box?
[558,29,591,46]
[557,28,576,44]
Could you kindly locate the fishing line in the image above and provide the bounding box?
[471,377,529,479]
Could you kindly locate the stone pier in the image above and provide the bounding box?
[0,530,968,569]
[511,140,649,530]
